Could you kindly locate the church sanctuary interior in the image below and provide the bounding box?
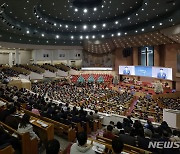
[1,0,180,154]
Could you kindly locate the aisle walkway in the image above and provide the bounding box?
[126,96,139,116]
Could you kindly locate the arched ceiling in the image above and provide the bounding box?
[0,0,180,46]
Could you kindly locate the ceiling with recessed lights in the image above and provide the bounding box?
[0,0,180,47]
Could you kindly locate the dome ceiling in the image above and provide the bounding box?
[0,0,180,46]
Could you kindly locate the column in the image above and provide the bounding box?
[67,50,70,65]
[51,51,53,64]
[9,52,13,67]
[15,49,21,64]
[133,47,139,66]
[154,46,160,66]
[32,50,37,64]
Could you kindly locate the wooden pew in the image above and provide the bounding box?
[47,119,76,142]
[0,121,38,154]
[96,119,102,129]
[96,136,152,154]
[93,120,98,131]
[22,108,76,142]
[73,120,100,134]
[0,145,15,154]
[29,116,54,143]
[72,122,84,133]
[83,121,92,134]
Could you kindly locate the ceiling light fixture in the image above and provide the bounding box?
[102,23,106,27]
[83,9,88,13]
[83,25,87,30]
[93,25,96,29]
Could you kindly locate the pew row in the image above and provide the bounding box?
[22,108,76,142]
[0,121,38,154]
[96,136,152,154]
[0,145,15,154]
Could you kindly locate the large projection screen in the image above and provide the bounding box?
[152,67,172,80]
[119,66,135,75]
[119,66,172,80]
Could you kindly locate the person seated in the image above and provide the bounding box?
[17,114,40,141]
[93,110,99,120]
[112,138,124,154]
[122,118,131,128]
[0,125,21,152]
[80,111,88,122]
[137,128,153,150]
[144,119,154,134]
[119,128,136,146]
[70,132,95,154]
[46,139,61,154]
[103,125,115,140]
[87,111,93,122]
[170,130,180,142]
[72,112,80,123]
[31,104,40,116]
[0,104,12,122]
[5,106,19,130]
[127,115,133,125]
[113,122,124,135]
[158,121,172,135]
[71,106,78,116]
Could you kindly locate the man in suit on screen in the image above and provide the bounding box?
[123,66,131,75]
[157,68,166,79]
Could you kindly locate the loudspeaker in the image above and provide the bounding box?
[123,48,132,57]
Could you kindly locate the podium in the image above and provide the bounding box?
[163,109,180,129]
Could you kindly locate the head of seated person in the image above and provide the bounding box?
[116,121,123,129]
[109,121,114,127]
[103,125,115,139]
[19,114,30,127]
[46,139,60,154]
[162,130,171,139]
[9,106,16,115]
[112,138,124,154]
[144,128,152,138]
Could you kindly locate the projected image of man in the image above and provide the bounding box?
[123,66,131,75]
[157,68,166,79]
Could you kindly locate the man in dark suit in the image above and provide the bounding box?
[119,129,136,146]
[137,129,153,150]
[71,112,80,123]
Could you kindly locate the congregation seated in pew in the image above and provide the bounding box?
[98,117,180,154]
[0,125,21,153]
[0,79,180,153]
[17,113,40,141]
